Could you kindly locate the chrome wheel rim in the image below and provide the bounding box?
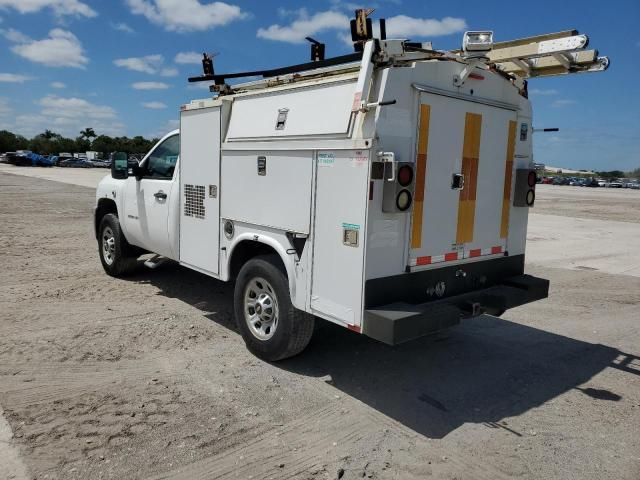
[102,226,116,266]
[243,277,279,340]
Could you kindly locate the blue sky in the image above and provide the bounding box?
[0,0,638,171]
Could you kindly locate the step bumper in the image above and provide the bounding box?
[362,274,549,345]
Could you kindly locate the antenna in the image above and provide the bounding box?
[305,37,325,62]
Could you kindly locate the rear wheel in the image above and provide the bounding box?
[98,213,138,277]
[234,255,314,361]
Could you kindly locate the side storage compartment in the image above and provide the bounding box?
[310,150,370,328]
[179,105,222,275]
[220,151,313,234]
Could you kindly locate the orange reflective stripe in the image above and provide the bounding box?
[411,104,431,249]
[456,112,482,245]
[500,120,517,238]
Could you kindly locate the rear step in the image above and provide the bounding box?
[363,274,549,345]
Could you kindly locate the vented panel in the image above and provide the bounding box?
[184,184,205,219]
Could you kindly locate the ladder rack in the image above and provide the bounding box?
[487,30,609,78]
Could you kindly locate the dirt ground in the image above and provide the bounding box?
[0,171,639,480]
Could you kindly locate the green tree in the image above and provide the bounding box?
[75,137,91,153]
[79,127,97,140]
[0,130,19,152]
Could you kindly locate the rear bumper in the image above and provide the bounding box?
[362,274,549,345]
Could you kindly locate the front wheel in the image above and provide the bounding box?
[98,213,138,277]
[234,255,314,361]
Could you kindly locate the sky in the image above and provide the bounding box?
[0,0,638,171]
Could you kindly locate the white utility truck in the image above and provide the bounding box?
[95,11,608,360]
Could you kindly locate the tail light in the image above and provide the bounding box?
[514,168,536,207]
[382,162,414,212]
[398,165,414,187]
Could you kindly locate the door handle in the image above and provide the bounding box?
[451,173,465,190]
[154,190,167,200]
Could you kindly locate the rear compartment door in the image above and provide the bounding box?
[409,92,517,268]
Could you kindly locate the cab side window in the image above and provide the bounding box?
[143,134,180,179]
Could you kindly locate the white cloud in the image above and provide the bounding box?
[114,54,179,77]
[142,101,167,109]
[132,81,170,90]
[0,0,96,18]
[111,22,134,33]
[552,99,577,108]
[0,73,33,83]
[39,95,116,119]
[6,29,88,68]
[384,15,466,38]
[257,10,465,44]
[126,0,246,32]
[2,95,125,138]
[50,81,66,88]
[530,88,559,96]
[114,54,164,74]
[0,27,30,42]
[174,51,202,64]
[257,9,349,44]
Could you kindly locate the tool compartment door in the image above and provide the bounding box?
[409,92,517,267]
[179,106,221,275]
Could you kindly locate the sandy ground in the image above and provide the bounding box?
[1,167,639,480]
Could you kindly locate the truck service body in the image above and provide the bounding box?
[95,25,607,360]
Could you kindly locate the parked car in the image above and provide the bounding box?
[584,178,599,187]
[7,152,31,166]
[0,152,10,163]
[59,157,92,168]
[88,159,111,168]
[542,176,554,184]
[607,181,623,188]
[28,153,55,167]
[628,181,640,190]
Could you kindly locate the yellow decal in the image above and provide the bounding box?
[411,104,431,249]
[500,120,517,238]
[456,112,482,244]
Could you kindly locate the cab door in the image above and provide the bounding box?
[123,133,179,259]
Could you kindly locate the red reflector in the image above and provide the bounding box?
[470,249,481,257]
[469,73,485,80]
[347,324,361,333]
[417,256,431,265]
[528,171,537,187]
[491,246,502,255]
[398,165,414,187]
[445,252,458,261]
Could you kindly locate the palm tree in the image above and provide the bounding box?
[42,129,61,139]
[79,128,97,140]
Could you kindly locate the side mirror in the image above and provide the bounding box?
[111,152,128,180]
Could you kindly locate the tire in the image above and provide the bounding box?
[98,213,138,277]
[234,255,314,361]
